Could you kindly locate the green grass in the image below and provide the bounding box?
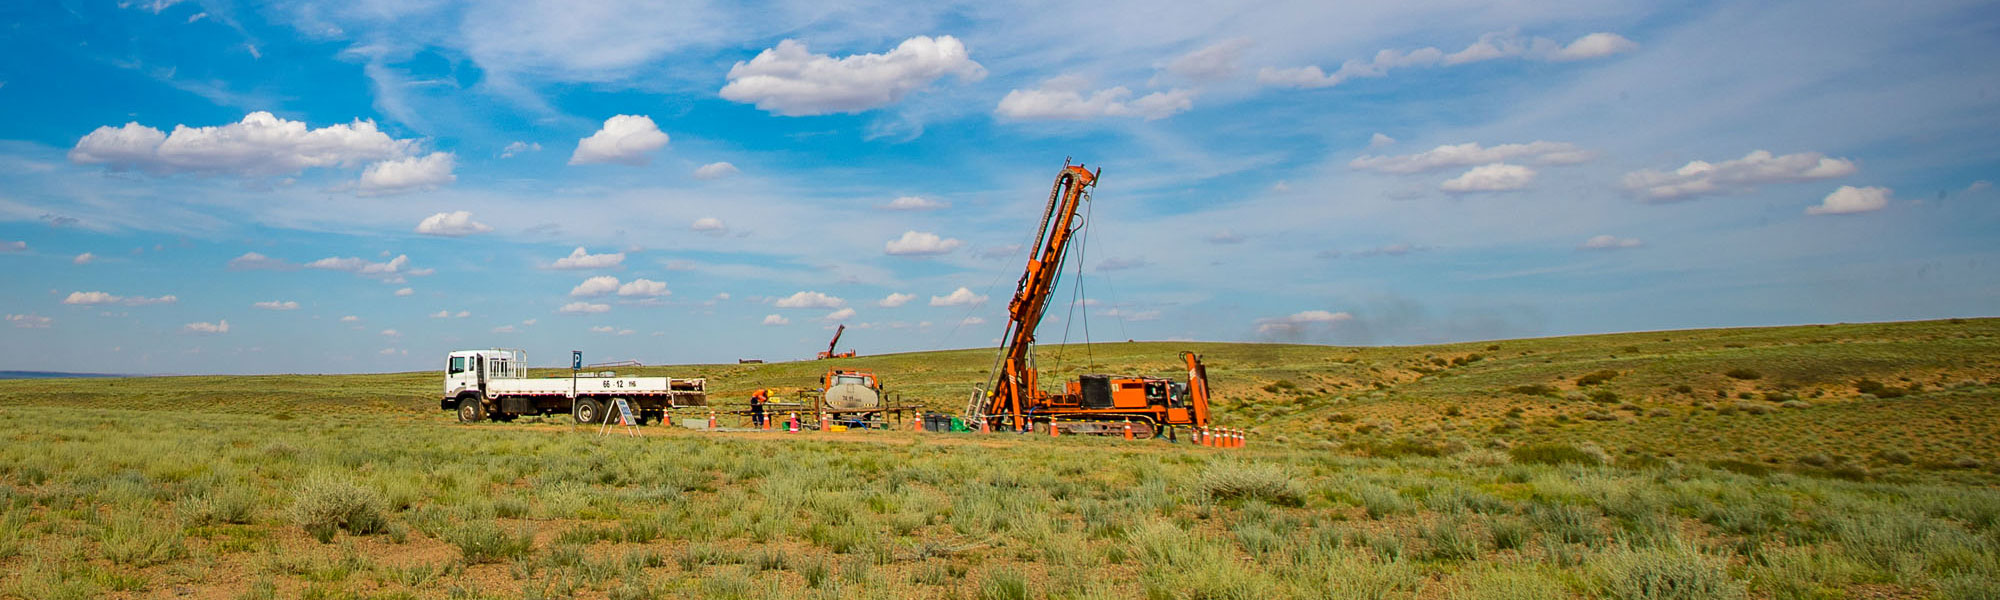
[0,318,1994,596]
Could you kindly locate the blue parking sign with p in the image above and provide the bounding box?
[572,351,582,370]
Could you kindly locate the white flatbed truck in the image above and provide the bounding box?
[441,349,706,425]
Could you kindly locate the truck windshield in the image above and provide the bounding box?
[449,356,465,374]
[835,375,870,387]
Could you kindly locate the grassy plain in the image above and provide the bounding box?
[0,318,1995,598]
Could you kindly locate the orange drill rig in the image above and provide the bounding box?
[816,324,856,359]
[967,160,1214,439]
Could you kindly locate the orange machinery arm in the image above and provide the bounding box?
[1182,351,1212,428]
[825,324,845,357]
[984,161,1099,431]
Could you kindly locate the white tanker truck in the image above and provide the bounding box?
[441,349,706,425]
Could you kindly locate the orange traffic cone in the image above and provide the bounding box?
[1122,422,1134,440]
[1048,421,1059,437]
[788,412,799,432]
[819,413,829,431]
[707,411,717,429]
[1238,430,1248,449]
[979,418,990,434]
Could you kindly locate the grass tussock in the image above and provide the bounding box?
[1197,463,1305,507]
[288,474,388,542]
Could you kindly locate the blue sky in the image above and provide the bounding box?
[2,0,1996,374]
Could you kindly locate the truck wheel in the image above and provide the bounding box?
[457,398,486,423]
[573,399,605,424]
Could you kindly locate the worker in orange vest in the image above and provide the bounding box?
[750,389,769,429]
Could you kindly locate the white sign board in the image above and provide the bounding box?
[613,398,636,425]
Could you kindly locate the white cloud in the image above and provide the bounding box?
[414,210,493,236]
[1622,150,1859,201]
[378,348,405,356]
[1441,163,1536,193]
[570,275,621,297]
[1255,310,1354,335]
[1261,30,1636,89]
[359,152,456,194]
[68,111,413,177]
[929,287,986,307]
[0,241,24,252]
[691,217,727,233]
[1550,32,1641,61]
[617,278,669,297]
[693,161,739,180]
[7,314,52,328]
[590,325,616,333]
[63,291,177,306]
[775,291,844,309]
[568,115,670,166]
[1350,141,1591,174]
[548,247,624,270]
[720,36,985,116]
[522,319,537,326]
[1354,243,1421,258]
[559,302,611,314]
[226,252,295,271]
[500,141,540,158]
[995,77,1194,121]
[1368,133,1396,148]
[1102,308,1163,321]
[252,300,300,310]
[307,254,428,281]
[1096,257,1150,271]
[1806,186,1891,215]
[823,307,856,322]
[878,293,914,308]
[762,314,789,326]
[960,316,986,326]
[884,231,963,256]
[1205,230,1245,244]
[880,196,949,211]
[429,310,470,318]
[1579,235,1643,250]
[183,319,229,334]
[492,325,517,333]
[394,287,414,297]
[1162,38,1251,81]
[72,252,95,265]
[380,329,400,337]
[1969,180,1993,193]
[339,315,361,322]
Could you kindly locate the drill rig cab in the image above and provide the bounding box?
[966,160,1215,439]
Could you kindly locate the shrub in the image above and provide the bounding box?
[288,475,388,542]
[1593,546,1746,600]
[1357,487,1414,520]
[97,515,187,567]
[1671,385,1693,394]
[446,520,534,564]
[1506,384,1558,397]
[1731,402,1772,416]
[1327,413,1357,424]
[1510,444,1603,467]
[1420,519,1481,561]
[1196,463,1304,507]
[1854,379,1908,398]
[1488,518,1530,550]
[977,568,1029,600]
[1723,368,1761,380]
[1577,370,1620,386]
[1587,390,1620,404]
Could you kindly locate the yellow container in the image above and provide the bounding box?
[829,425,848,432]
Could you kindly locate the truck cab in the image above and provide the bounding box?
[442,349,525,411]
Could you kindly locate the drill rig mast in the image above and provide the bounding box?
[968,160,1213,438]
